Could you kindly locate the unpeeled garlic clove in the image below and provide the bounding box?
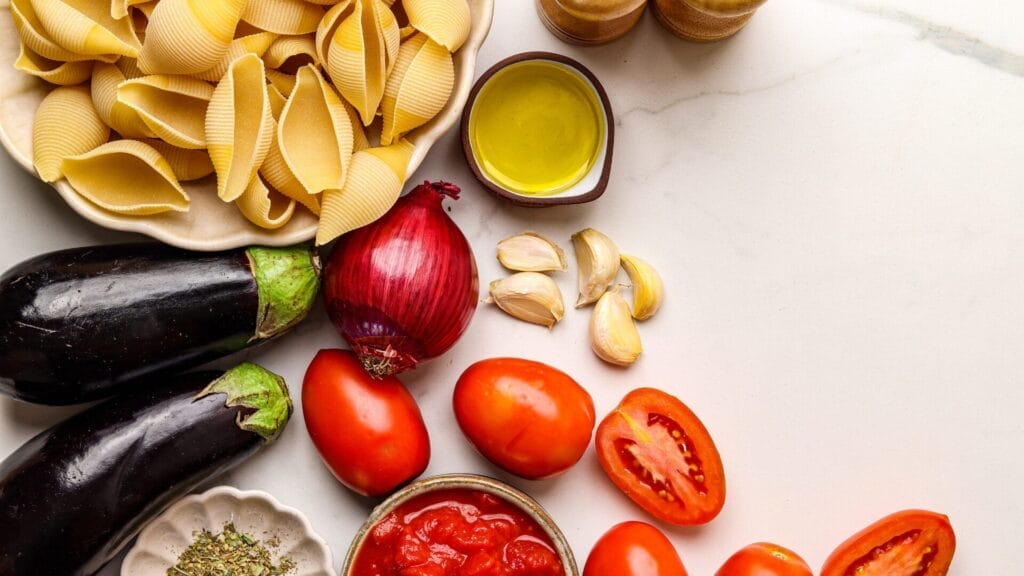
[486,272,565,329]
[496,231,567,272]
[572,227,620,308]
[590,286,642,366]
[620,254,664,321]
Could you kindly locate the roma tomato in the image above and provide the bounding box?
[821,509,955,576]
[453,358,595,479]
[716,543,812,576]
[595,387,725,525]
[302,349,429,497]
[583,521,688,576]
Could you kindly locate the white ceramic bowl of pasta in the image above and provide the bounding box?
[121,485,336,576]
[0,0,494,251]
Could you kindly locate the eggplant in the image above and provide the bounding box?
[0,243,319,405]
[0,362,292,576]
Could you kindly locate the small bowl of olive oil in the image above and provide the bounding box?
[461,52,614,206]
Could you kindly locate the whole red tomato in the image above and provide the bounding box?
[453,358,595,479]
[583,521,688,576]
[821,509,955,576]
[716,543,812,576]
[595,387,726,525]
[302,349,430,497]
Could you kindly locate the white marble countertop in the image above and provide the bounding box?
[2,1,1022,574]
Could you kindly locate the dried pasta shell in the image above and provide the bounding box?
[143,139,215,181]
[111,0,149,20]
[206,54,275,202]
[192,32,277,83]
[327,0,399,125]
[266,82,288,119]
[314,0,353,67]
[266,68,298,96]
[30,0,142,58]
[32,85,110,183]
[61,140,189,215]
[118,74,214,149]
[345,100,370,152]
[260,130,321,215]
[115,56,146,79]
[15,44,95,86]
[11,0,112,63]
[264,34,317,72]
[242,0,325,35]
[305,0,346,5]
[404,0,470,52]
[236,174,297,229]
[279,65,353,195]
[137,0,247,75]
[316,139,413,245]
[380,33,453,145]
[91,62,155,138]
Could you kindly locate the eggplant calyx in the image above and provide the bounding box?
[247,246,321,341]
[198,362,293,442]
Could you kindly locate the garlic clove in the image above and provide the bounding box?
[486,272,565,329]
[590,286,642,366]
[496,231,567,272]
[572,227,620,308]
[620,254,664,321]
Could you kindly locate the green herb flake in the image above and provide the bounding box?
[167,523,296,576]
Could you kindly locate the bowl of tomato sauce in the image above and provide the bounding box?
[342,474,579,576]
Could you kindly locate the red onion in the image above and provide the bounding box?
[323,181,479,378]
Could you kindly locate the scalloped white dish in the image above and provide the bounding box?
[122,486,336,576]
[0,0,493,251]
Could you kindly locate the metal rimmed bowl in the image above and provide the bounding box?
[0,0,494,251]
[122,485,336,576]
[342,474,579,576]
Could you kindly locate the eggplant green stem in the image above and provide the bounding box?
[247,246,320,341]
[198,362,293,442]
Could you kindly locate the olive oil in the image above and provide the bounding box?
[469,60,605,196]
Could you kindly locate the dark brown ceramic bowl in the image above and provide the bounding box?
[461,52,614,207]
[341,474,579,576]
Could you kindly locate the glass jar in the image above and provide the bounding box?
[536,0,649,45]
[650,0,768,42]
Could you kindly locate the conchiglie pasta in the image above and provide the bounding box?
[404,0,470,52]
[264,34,317,72]
[315,138,412,245]
[380,32,453,145]
[242,0,325,35]
[138,0,247,75]
[266,68,298,96]
[278,65,353,195]
[260,130,322,215]
[60,140,189,215]
[314,0,353,66]
[193,32,278,83]
[143,139,215,181]
[205,54,275,202]
[111,0,150,21]
[15,44,95,86]
[32,85,110,183]
[327,0,399,125]
[91,62,156,138]
[11,0,108,63]
[236,174,297,229]
[30,0,142,58]
[117,74,214,149]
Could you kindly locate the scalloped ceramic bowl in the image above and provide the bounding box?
[122,486,335,576]
[0,0,494,251]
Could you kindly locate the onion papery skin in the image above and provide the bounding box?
[323,181,478,378]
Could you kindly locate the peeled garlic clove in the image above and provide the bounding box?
[572,227,621,308]
[486,272,565,329]
[620,254,664,321]
[590,286,642,366]
[497,232,567,273]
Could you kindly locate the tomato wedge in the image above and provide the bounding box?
[595,387,725,525]
[821,509,956,576]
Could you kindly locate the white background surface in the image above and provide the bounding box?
[2,1,1023,574]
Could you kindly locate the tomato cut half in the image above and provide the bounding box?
[821,509,956,576]
[595,387,726,525]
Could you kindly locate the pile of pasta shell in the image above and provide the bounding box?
[14,0,470,244]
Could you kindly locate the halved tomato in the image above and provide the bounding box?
[595,387,725,525]
[821,509,955,576]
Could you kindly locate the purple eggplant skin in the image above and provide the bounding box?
[0,362,292,576]
[0,242,319,405]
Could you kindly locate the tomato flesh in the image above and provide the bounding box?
[821,509,955,576]
[596,388,725,525]
[583,521,688,576]
[715,542,812,576]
